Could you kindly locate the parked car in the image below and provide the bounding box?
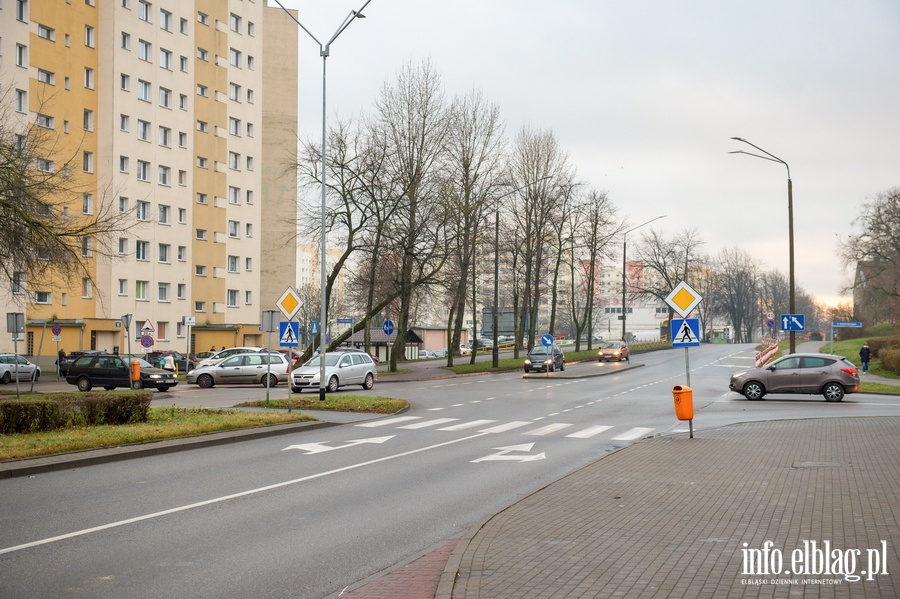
[186,352,290,388]
[64,355,178,392]
[333,346,380,363]
[418,349,438,359]
[0,354,41,383]
[145,350,194,372]
[432,348,449,358]
[58,349,108,373]
[524,344,565,373]
[290,351,377,393]
[598,341,630,362]
[729,353,860,402]
[193,346,264,370]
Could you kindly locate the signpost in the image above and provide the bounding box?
[830,321,863,353]
[665,281,702,438]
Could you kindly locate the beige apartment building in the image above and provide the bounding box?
[0,0,298,357]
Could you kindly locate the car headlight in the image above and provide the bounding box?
[524,359,532,365]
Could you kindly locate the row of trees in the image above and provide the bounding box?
[291,60,871,368]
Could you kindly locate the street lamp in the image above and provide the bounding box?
[273,0,372,401]
[729,137,795,354]
[491,176,552,367]
[621,215,666,342]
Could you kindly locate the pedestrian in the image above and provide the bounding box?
[220,345,226,351]
[209,346,216,352]
[162,354,176,372]
[859,343,872,372]
[57,349,67,375]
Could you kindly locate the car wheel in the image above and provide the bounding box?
[157,386,170,392]
[104,386,115,391]
[262,374,278,388]
[77,377,93,392]
[32,370,40,381]
[560,361,565,372]
[291,387,302,393]
[742,381,765,400]
[549,363,555,373]
[326,375,339,393]
[823,383,845,402]
[197,374,214,389]
[132,379,144,390]
[362,373,375,390]
[1,371,10,384]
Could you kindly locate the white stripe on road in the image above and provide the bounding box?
[398,418,459,429]
[478,421,533,433]
[525,423,574,436]
[611,427,654,441]
[438,419,497,431]
[356,416,421,428]
[566,425,613,439]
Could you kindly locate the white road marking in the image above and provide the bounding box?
[611,427,654,441]
[355,416,420,428]
[398,418,459,429]
[525,423,575,436]
[438,420,497,431]
[566,425,613,439]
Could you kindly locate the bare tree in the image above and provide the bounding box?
[838,187,900,324]
[711,247,762,342]
[373,60,451,370]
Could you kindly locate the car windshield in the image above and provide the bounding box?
[304,354,341,367]
[530,346,551,355]
[601,342,621,349]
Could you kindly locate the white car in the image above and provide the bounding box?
[187,351,290,388]
[193,347,264,370]
[0,354,41,383]
[291,351,376,393]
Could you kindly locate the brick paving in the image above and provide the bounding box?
[345,418,900,599]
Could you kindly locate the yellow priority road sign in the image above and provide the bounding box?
[276,287,302,320]
[665,281,702,318]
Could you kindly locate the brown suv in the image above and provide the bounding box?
[729,353,860,402]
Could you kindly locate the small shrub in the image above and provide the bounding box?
[881,349,900,375]
[0,391,152,433]
[868,336,900,358]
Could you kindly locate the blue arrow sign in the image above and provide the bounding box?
[541,334,555,347]
[383,320,395,336]
[780,314,805,331]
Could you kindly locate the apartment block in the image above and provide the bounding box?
[0,0,298,357]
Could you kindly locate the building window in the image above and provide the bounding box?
[119,155,130,173]
[159,48,172,70]
[118,197,129,212]
[159,126,171,147]
[196,193,207,204]
[178,170,187,186]
[196,120,208,133]
[246,156,254,171]
[38,24,56,41]
[158,204,170,224]
[178,131,187,147]
[179,93,188,110]
[229,13,241,32]
[37,69,55,85]
[196,84,208,97]
[246,122,254,137]
[248,21,255,36]
[247,55,255,70]
[177,208,186,224]
[245,257,252,272]
[118,279,128,296]
[158,284,170,303]
[229,48,241,68]
[197,12,209,25]
[179,55,188,72]
[84,67,94,89]
[228,117,241,136]
[245,223,253,238]
[195,229,207,241]
[177,283,186,299]
[197,47,208,61]
[228,220,239,238]
[36,158,53,173]
[136,200,149,220]
[135,280,148,301]
[177,246,186,261]
[120,73,130,90]
[16,0,29,22]
[82,278,93,298]
[159,244,172,266]
[229,83,241,102]
[196,156,208,168]
[12,272,26,295]
[84,25,95,48]
[36,113,54,129]
[194,301,205,312]
[15,89,27,113]
[82,151,94,173]
[227,255,238,273]
[138,80,151,101]
[83,109,94,131]
[135,240,149,260]
[228,151,240,170]
[158,166,170,186]
[121,31,131,50]
[246,190,254,205]
[227,289,238,308]
[195,265,207,276]
[138,39,152,61]
[138,0,151,22]
[160,9,172,31]
[82,193,93,214]
[15,44,27,67]
[228,186,240,204]
[118,238,128,254]
[81,236,93,257]
[35,292,52,305]
[137,119,150,141]
[159,87,172,108]
[180,17,188,34]
[120,114,130,131]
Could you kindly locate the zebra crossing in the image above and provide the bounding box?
[356,415,655,441]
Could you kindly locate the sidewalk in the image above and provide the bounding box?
[339,417,900,599]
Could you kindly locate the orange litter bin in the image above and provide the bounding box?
[672,385,694,438]
[130,360,141,382]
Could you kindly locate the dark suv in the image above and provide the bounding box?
[65,355,178,392]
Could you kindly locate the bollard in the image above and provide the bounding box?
[672,385,694,438]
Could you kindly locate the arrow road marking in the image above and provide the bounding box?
[282,436,394,454]
[471,442,546,463]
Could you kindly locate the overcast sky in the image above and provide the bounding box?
[275,0,900,308]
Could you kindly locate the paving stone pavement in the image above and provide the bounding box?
[342,417,900,599]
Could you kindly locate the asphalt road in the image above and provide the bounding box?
[2,343,898,598]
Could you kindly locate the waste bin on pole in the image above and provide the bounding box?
[130,360,141,382]
[672,385,694,438]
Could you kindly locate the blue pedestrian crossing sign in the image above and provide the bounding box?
[671,319,701,347]
[780,314,805,331]
[279,322,299,347]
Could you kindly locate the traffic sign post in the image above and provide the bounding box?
[830,321,864,353]
[665,282,703,435]
[780,314,805,332]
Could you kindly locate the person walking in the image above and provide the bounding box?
[859,343,872,372]
[162,353,176,373]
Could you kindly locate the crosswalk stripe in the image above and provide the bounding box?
[478,421,532,433]
[566,425,613,438]
[356,416,421,428]
[525,423,575,436]
[611,427,654,441]
[398,418,459,429]
[438,419,497,431]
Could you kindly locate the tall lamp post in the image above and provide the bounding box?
[491,176,551,367]
[273,0,372,401]
[729,137,795,354]
[621,215,666,342]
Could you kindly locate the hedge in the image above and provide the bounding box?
[0,391,152,434]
